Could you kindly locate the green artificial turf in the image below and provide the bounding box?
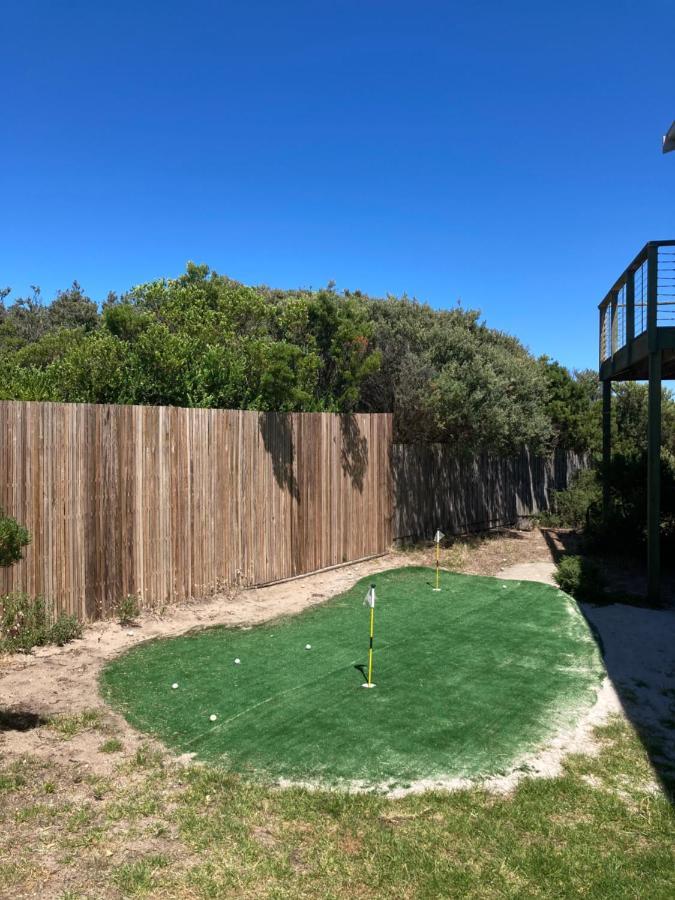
[100,567,604,788]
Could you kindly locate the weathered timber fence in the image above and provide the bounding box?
[392,444,587,541]
[0,401,588,620]
[0,402,393,620]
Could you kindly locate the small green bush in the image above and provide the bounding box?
[554,555,605,602]
[0,509,31,568]
[0,593,50,652]
[116,594,140,626]
[0,592,82,653]
[49,613,83,646]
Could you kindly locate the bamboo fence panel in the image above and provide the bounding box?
[0,402,393,620]
[0,400,587,621]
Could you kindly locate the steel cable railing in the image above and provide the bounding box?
[598,241,675,366]
[656,246,675,326]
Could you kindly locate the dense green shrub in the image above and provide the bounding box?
[1,593,49,652]
[0,509,31,567]
[584,453,675,556]
[554,555,605,602]
[0,266,606,454]
[0,592,82,653]
[546,453,675,562]
[545,468,602,529]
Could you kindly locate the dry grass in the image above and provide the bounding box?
[400,526,558,577]
[0,716,673,899]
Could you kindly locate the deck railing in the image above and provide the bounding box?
[599,240,675,364]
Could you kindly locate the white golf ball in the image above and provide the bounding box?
[234,658,241,664]
[171,683,179,689]
[209,714,217,722]
[305,644,312,650]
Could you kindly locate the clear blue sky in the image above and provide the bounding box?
[2,1,673,371]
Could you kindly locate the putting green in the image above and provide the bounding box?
[100,567,604,788]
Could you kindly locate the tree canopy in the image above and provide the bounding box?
[3,263,672,456]
[0,266,379,415]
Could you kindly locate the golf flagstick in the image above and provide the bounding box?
[362,584,376,688]
[433,529,444,591]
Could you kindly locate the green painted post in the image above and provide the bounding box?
[647,243,658,349]
[647,350,662,605]
[599,305,607,362]
[626,269,635,342]
[602,379,611,521]
[610,291,619,355]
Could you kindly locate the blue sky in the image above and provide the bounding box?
[2,1,673,371]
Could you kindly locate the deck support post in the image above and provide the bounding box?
[647,351,662,606]
[602,379,612,522]
[625,269,635,342]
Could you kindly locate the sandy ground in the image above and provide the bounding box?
[1,528,673,794]
[497,560,675,795]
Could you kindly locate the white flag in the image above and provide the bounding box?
[364,585,376,608]
[434,530,444,543]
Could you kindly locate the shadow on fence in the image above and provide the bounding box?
[340,414,369,493]
[392,446,587,541]
[258,412,299,500]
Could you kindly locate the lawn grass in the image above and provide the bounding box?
[0,717,673,898]
[101,567,604,788]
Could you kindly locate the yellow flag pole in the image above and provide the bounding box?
[362,583,376,688]
[367,605,374,685]
[433,530,442,591]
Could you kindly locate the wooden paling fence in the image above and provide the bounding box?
[1,401,588,620]
[392,444,588,541]
[0,402,392,620]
